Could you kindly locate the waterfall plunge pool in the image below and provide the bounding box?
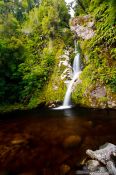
[0,107,116,175]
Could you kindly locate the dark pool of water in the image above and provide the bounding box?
[0,107,116,175]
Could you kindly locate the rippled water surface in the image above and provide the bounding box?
[0,108,116,175]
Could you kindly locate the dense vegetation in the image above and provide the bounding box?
[0,0,73,111]
[0,0,116,111]
[72,0,116,108]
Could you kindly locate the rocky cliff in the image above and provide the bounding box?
[71,1,116,109]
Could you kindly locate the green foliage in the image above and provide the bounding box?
[98,97,107,103]
[0,37,25,103]
[72,0,116,107]
[108,75,116,93]
[43,66,66,103]
[0,13,19,37]
[84,0,116,91]
[36,0,70,37]
[0,0,40,22]
[75,0,91,16]
[0,103,25,113]
[18,43,55,104]
[0,0,71,111]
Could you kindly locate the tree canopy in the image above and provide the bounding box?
[0,0,71,109]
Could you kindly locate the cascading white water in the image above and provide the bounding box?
[62,41,81,108]
[54,41,81,110]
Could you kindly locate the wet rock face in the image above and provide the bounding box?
[91,86,106,98]
[89,86,107,108]
[71,25,94,40]
[72,80,116,109]
[89,85,116,109]
[73,82,116,109]
[71,15,95,40]
[63,135,81,148]
[78,84,107,109]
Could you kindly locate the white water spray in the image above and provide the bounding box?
[55,41,81,110]
[63,41,81,108]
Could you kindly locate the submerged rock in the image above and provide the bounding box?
[60,164,70,175]
[11,133,31,145]
[63,135,81,148]
[83,121,93,128]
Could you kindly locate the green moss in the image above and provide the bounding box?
[44,77,66,103]
[42,49,67,103]
[98,97,107,103]
[72,66,94,106]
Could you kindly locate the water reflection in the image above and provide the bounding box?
[0,108,115,175]
[63,108,76,118]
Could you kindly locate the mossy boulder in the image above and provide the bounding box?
[72,80,116,109]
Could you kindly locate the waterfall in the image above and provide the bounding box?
[63,41,81,107]
[54,41,81,110]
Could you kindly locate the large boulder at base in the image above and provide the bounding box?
[86,143,116,175]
